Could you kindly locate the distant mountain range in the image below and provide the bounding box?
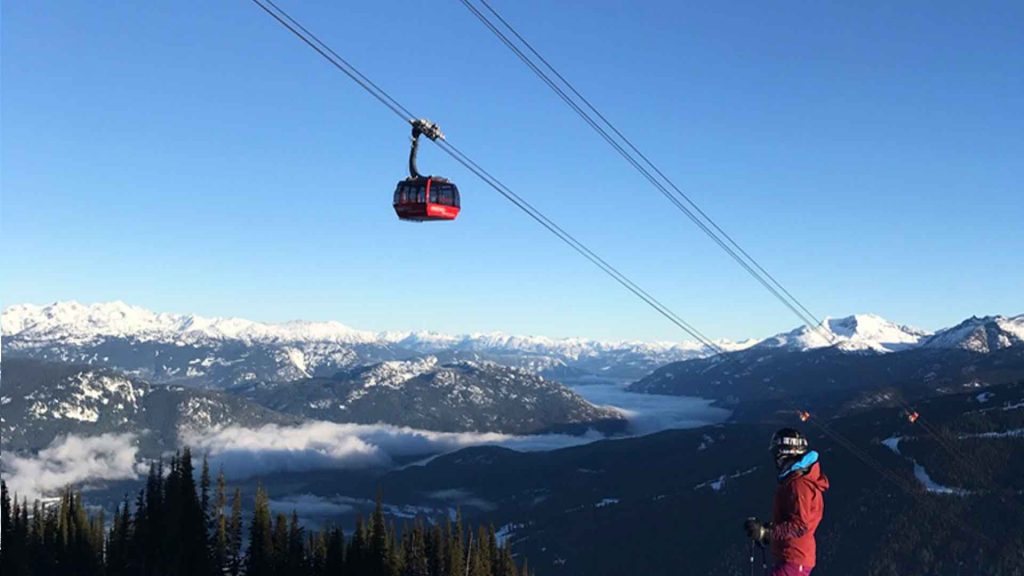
[1,301,741,385]
[1,356,623,456]
[3,302,1022,455]
[631,315,1024,405]
[5,302,1021,389]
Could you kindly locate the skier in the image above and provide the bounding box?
[744,428,829,575]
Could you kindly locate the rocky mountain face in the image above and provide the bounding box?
[239,357,625,435]
[1,355,625,456]
[921,315,1024,353]
[1,359,299,455]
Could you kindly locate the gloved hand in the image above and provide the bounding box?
[744,518,771,546]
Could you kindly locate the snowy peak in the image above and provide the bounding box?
[392,330,724,359]
[1,301,733,364]
[922,315,1024,353]
[2,301,380,345]
[757,314,929,353]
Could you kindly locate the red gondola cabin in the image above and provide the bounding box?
[393,119,461,222]
[393,176,460,222]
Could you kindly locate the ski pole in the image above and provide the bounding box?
[748,539,756,576]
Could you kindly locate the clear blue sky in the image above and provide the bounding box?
[3,1,1022,341]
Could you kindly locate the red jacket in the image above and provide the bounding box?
[770,460,829,567]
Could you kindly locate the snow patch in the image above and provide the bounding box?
[958,428,1024,439]
[882,436,902,455]
[913,462,968,496]
[694,467,758,492]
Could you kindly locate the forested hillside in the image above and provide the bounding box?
[0,448,531,576]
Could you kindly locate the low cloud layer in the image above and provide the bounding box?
[570,384,730,435]
[1,384,730,498]
[1,433,140,501]
[182,420,603,479]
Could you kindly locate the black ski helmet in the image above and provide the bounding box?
[770,427,809,468]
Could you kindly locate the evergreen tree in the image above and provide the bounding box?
[141,460,165,575]
[369,494,395,576]
[176,448,212,576]
[1,483,30,576]
[401,520,430,576]
[469,526,491,576]
[427,524,446,576]
[447,511,466,576]
[486,525,500,575]
[498,545,519,576]
[308,529,329,576]
[213,469,229,575]
[228,488,244,576]
[164,453,183,573]
[272,512,289,574]
[325,526,346,576]
[1,483,15,575]
[107,497,133,576]
[200,455,212,524]
[247,485,274,576]
[287,510,307,576]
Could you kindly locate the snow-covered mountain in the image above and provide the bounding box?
[4,303,1021,392]
[921,315,1024,353]
[630,313,1024,402]
[240,357,626,434]
[1,301,740,384]
[756,314,929,353]
[1,358,299,455]
[1,301,382,346]
[1,355,625,454]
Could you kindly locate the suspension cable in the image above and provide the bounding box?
[457,0,1021,505]
[246,0,1011,520]
[248,0,723,353]
[458,0,833,343]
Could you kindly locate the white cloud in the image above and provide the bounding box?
[182,420,605,480]
[0,386,729,498]
[1,433,140,501]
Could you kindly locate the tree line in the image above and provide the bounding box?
[1,447,532,576]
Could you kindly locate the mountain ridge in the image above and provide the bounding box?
[4,302,1021,389]
[11,301,1020,354]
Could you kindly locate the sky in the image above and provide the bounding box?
[2,0,1022,342]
